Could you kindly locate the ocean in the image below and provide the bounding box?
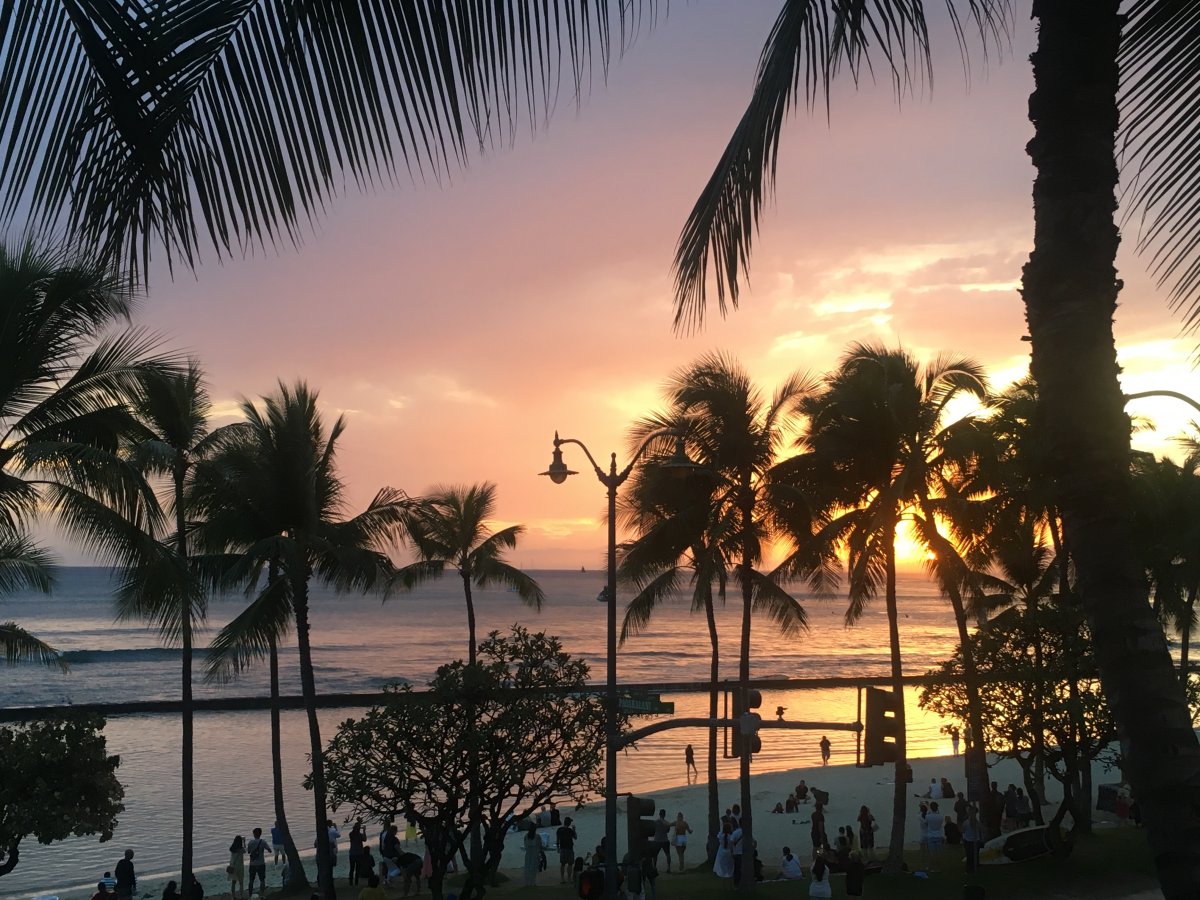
[1,567,961,898]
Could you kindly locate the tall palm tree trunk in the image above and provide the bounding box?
[462,573,478,666]
[174,464,195,890]
[736,493,754,891]
[704,585,720,865]
[293,575,335,900]
[1022,3,1200,893]
[269,630,308,887]
[1181,587,1196,689]
[883,539,907,875]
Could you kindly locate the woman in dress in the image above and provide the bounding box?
[712,820,735,884]
[523,826,542,887]
[857,805,877,859]
[672,812,693,872]
[227,835,246,900]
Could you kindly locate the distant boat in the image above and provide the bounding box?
[581,566,586,572]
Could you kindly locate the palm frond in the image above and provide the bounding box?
[475,559,545,610]
[0,620,67,670]
[746,568,807,636]
[1,1,659,277]
[204,575,293,683]
[620,567,682,643]
[672,0,1010,331]
[0,533,55,594]
[1120,0,1200,330]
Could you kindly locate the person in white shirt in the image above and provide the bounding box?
[926,802,946,853]
[779,847,803,880]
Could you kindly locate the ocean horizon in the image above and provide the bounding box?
[2,566,961,899]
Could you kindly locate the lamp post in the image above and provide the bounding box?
[541,428,692,899]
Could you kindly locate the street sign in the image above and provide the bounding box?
[618,693,675,714]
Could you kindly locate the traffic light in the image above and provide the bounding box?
[626,795,656,868]
[731,687,763,757]
[863,686,901,766]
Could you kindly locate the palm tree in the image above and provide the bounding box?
[390,482,544,665]
[8,3,1200,890]
[111,362,248,890]
[666,6,1200,889]
[660,352,814,889]
[783,343,988,869]
[0,239,174,666]
[194,382,410,900]
[617,453,733,863]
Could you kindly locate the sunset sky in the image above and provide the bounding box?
[55,3,1200,568]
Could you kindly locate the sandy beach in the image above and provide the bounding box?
[38,749,1146,900]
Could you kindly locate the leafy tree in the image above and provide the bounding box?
[390,482,544,665]
[920,604,1116,834]
[0,239,175,667]
[193,382,412,899]
[0,715,125,878]
[322,626,615,900]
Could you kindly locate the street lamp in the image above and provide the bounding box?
[540,428,695,899]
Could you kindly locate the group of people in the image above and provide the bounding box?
[224,828,275,899]
[917,790,983,871]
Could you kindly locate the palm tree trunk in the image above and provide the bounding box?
[462,572,477,665]
[1022,3,1200,893]
[269,630,308,887]
[175,463,194,890]
[736,492,754,891]
[1029,596,1046,816]
[293,573,336,900]
[1181,587,1196,689]
[883,538,908,875]
[704,585,720,865]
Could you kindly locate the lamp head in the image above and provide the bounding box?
[539,432,577,484]
[658,432,703,477]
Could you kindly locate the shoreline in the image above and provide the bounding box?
[14,750,1130,900]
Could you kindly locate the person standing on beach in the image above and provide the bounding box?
[712,821,734,884]
[228,835,246,900]
[246,827,271,896]
[348,821,366,885]
[950,725,961,756]
[653,809,672,873]
[271,822,285,866]
[685,744,698,784]
[962,801,981,872]
[810,802,827,852]
[672,812,692,872]
[819,735,831,766]
[114,850,135,900]
[556,816,577,884]
[856,805,877,859]
[730,818,744,884]
[523,825,541,887]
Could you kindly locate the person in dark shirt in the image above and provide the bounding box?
[161,881,181,900]
[556,816,578,884]
[114,850,136,900]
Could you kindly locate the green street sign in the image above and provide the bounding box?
[619,693,675,714]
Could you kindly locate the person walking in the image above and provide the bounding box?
[672,812,693,872]
[685,744,698,784]
[246,827,271,896]
[819,735,831,766]
[114,850,136,900]
[556,816,577,884]
[228,836,246,900]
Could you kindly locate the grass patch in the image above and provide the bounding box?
[419,827,1156,899]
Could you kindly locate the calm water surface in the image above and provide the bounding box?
[1,567,960,898]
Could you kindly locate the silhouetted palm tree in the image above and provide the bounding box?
[112,362,247,889]
[789,343,988,868]
[390,482,543,665]
[195,382,411,900]
[618,454,732,861]
[659,352,815,889]
[0,239,174,666]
